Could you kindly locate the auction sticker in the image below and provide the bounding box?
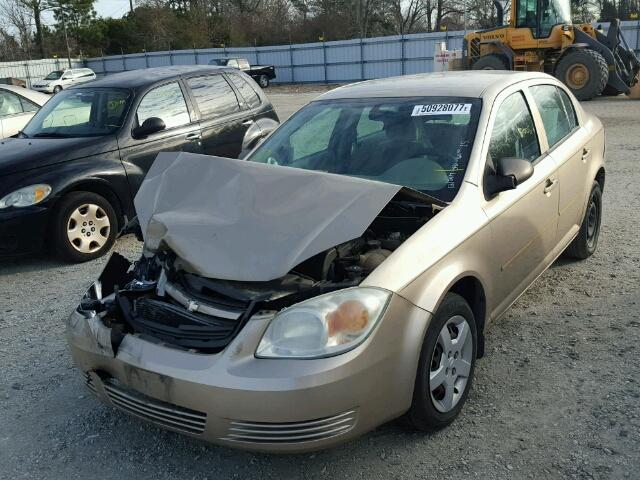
[412,103,472,116]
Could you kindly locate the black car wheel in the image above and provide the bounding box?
[53,85,62,94]
[565,181,602,259]
[258,75,270,88]
[52,191,118,263]
[406,293,477,431]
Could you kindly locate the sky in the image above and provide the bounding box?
[94,0,132,18]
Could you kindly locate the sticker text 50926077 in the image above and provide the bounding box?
[411,103,472,116]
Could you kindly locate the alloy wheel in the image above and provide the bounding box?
[66,203,111,254]
[429,315,473,413]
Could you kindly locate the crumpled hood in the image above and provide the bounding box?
[134,152,403,281]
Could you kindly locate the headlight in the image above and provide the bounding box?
[0,184,52,209]
[256,287,391,359]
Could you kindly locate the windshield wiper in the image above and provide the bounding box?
[32,132,72,138]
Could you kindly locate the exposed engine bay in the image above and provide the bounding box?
[80,194,440,354]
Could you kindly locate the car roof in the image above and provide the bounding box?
[0,84,50,105]
[317,71,552,100]
[74,65,232,89]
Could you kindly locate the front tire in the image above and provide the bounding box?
[565,181,602,259]
[555,49,608,100]
[258,74,270,88]
[52,191,118,263]
[406,293,477,431]
[53,85,62,94]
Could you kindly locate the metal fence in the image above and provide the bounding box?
[1,21,639,86]
[82,21,640,84]
[0,58,83,88]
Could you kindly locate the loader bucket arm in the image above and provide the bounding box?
[575,20,640,95]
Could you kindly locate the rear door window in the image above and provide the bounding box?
[0,91,24,117]
[489,91,540,165]
[136,82,190,129]
[227,74,261,109]
[187,75,240,119]
[530,85,576,148]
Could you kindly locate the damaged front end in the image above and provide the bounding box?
[77,189,440,355]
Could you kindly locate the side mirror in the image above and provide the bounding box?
[239,118,279,159]
[485,157,534,197]
[132,117,166,139]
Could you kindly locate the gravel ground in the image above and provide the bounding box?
[1,91,639,480]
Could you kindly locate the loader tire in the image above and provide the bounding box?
[555,49,608,101]
[601,85,623,96]
[472,54,509,70]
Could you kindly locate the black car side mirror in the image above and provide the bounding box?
[485,157,534,197]
[132,117,166,139]
[239,118,279,159]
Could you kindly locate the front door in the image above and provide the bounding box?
[482,90,560,318]
[118,80,203,198]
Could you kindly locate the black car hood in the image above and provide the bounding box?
[0,136,118,176]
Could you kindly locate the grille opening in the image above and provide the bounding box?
[91,373,207,435]
[222,410,357,444]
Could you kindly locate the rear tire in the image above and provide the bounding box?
[258,74,270,88]
[406,293,477,431]
[555,49,608,100]
[52,191,118,263]
[565,181,602,259]
[472,54,509,70]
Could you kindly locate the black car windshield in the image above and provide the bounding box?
[44,71,64,80]
[23,88,131,138]
[248,97,482,202]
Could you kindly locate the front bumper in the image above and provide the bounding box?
[0,205,51,255]
[31,85,54,93]
[66,293,431,453]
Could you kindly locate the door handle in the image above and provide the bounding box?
[582,148,591,163]
[242,119,254,126]
[543,178,558,195]
[185,132,201,141]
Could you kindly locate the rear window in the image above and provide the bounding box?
[227,74,261,109]
[249,97,482,202]
[187,75,240,118]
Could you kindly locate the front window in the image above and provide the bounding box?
[517,0,571,38]
[23,88,131,138]
[44,70,64,80]
[136,82,190,129]
[248,97,482,202]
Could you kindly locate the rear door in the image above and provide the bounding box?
[226,72,277,123]
[528,84,591,247]
[118,80,203,197]
[185,73,250,159]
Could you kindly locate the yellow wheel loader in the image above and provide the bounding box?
[461,0,640,100]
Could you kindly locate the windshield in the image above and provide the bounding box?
[23,88,131,138]
[248,97,481,202]
[210,59,226,66]
[44,71,64,80]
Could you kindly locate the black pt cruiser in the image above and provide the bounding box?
[0,65,278,262]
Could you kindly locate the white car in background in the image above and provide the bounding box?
[0,84,49,138]
[31,68,96,94]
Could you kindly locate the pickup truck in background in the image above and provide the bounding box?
[208,58,276,87]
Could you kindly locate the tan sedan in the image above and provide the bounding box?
[67,71,604,452]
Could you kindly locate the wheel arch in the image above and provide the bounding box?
[54,179,126,231]
[595,166,605,191]
[447,275,487,358]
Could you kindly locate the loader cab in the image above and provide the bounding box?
[514,0,571,38]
